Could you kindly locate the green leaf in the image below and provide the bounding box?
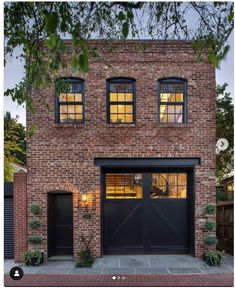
[71,55,79,72]
[26,124,37,138]
[45,34,58,50]
[118,11,125,21]
[208,52,220,68]
[45,12,58,34]
[222,45,230,58]
[79,38,88,48]
[79,50,89,72]
[127,10,134,20]
[122,22,129,38]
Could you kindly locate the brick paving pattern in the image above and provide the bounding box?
[4,274,234,287]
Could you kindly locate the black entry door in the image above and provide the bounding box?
[48,193,73,257]
[103,171,192,254]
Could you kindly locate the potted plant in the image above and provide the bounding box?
[203,251,222,266]
[203,203,222,266]
[22,204,43,266]
[22,250,43,266]
[204,220,216,231]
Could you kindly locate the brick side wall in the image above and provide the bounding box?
[14,172,27,262]
[26,40,216,260]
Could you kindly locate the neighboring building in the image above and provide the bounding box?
[10,162,27,174]
[221,174,234,200]
[14,40,216,262]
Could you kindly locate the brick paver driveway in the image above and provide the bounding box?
[4,273,234,287]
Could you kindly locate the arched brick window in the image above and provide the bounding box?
[158,78,187,124]
[55,77,85,124]
[106,77,136,124]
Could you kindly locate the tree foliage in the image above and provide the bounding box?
[4,112,26,181]
[216,83,234,183]
[4,2,234,110]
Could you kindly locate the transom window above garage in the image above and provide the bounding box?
[56,77,84,123]
[107,78,136,124]
[151,173,187,199]
[106,173,143,199]
[158,78,186,124]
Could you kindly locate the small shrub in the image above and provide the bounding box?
[30,204,41,215]
[203,251,222,266]
[204,220,216,230]
[216,187,229,201]
[76,248,94,267]
[28,236,42,245]
[28,220,41,229]
[205,204,216,215]
[204,235,218,246]
[22,250,43,266]
[76,234,94,268]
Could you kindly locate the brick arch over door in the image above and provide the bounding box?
[42,184,79,259]
[47,187,77,258]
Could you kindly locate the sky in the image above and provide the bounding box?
[4,9,234,126]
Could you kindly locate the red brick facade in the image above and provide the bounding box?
[14,172,27,262]
[16,41,216,261]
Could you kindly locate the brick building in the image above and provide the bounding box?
[14,40,216,262]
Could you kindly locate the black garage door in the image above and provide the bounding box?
[103,170,193,254]
[4,182,14,259]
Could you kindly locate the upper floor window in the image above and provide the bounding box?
[107,78,136,124]
[56,77,84,123]
[158,78,186,124]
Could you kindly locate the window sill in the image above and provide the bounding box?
[53,123,84,128]
[158,123,187,128]
[107,123,136,128]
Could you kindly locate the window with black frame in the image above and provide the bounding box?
[107,78,135,124]
[158,79,186,124]
[56,78,84,123]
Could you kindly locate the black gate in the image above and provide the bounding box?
[48,193,73,257]
[102,170,193,254]
[4,183,14,259]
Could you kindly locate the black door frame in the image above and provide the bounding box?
[101,166,195,256]
[47,192,73,258]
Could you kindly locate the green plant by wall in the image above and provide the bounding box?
[204,220,216,231]
[22,250,43,266]
[28,220,41,229]
[205,204,216,215]
[76,249,93,267]
[203,251,222,266]
[204,235,218,246]
[30,203,41,215]
[76,234,94,268]
[216,187,229,201]
[24,204,43,266]
[28,236,42,245]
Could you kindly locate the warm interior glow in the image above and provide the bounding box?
[106,173,143,199]
[59,93,82,102]
[60,104,83,123]
[151,173,187,198]
[109,91,134,123]
[227,182,234,193]
[160,104,183,123]
[159,85,184,124]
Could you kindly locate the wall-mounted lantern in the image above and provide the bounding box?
[134,174,142,184]
[81,193,88,203]
[81,193,91,219]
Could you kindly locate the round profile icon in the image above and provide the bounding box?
[9,266,24,280]
[216,138,229,151]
